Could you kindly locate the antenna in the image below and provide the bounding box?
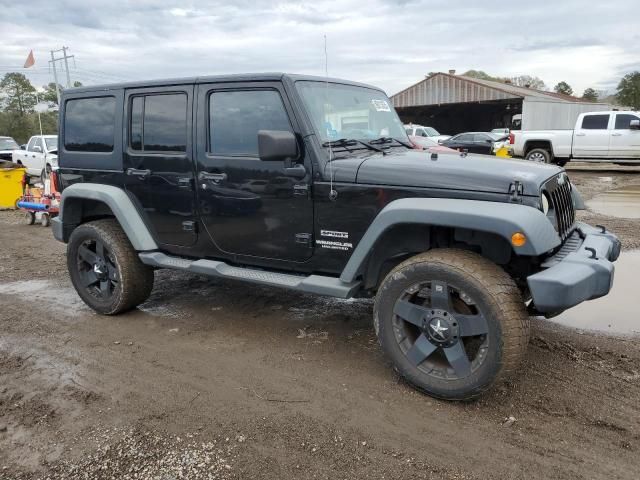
[324,35,337,201]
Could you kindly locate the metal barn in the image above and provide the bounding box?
[390,72,609,135]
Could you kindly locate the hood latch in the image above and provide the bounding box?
[509,180,524,202]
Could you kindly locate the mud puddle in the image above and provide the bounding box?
[586,184,640,218]
[549,250,640,335]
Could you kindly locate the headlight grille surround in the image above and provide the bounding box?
[542,174,575,240]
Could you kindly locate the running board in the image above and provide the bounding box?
[138,252,361,299]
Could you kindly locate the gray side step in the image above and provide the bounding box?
[139,252,361,299]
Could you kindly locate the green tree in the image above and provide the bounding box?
[73,80,83,88]
[509,75,547,90]
[581,88,598,101]
[616,71,640,110]
[0,73,37,114]
[554,81,574,96]
[462,70,496,81]
[41,82,64,105]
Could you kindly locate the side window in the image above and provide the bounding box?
[26,137,37,151]
[129,93,187,152]
[456,134,471,142]
[405,128,413,136]
[473,134,488,142]
[209,90,292,156]
[64,97,115,152]
[581,114,610,130]
[32,137,44,151]
[614,114,640,130]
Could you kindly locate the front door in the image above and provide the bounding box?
[609,112,640,159]
[573,113,611,158]
[123,86,198,247]
[195,82,313,262]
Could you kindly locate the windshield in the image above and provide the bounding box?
[44,137,58,151]
[424,127,440,136]
[295,81,407,144]
[0,138,19,150]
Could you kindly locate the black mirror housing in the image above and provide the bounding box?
[630,119,640,130]
[258,130,297,162]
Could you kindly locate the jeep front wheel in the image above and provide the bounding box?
[374,249,529,400]
[67,219,154,315]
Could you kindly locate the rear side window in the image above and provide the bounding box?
[614,114,640,130]
[581,114,609,130]
[129,93,187,152]
[209,90,291,156]
[456,134,472,142]
[64,97,115,152]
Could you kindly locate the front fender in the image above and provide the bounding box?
[339,198,560,283]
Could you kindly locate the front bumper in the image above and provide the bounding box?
[527,222,621,313]
[51,216,64,242]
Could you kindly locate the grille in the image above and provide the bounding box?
[543,174,575,240]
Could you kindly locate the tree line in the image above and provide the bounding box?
[0,72,82,145]
[462,70,640,109]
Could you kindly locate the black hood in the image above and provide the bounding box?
[344,149,561,196]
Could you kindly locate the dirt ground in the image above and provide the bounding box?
[1,165,640,479]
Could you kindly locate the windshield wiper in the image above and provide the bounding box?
[322,138,386,155]
[369,136,414,149]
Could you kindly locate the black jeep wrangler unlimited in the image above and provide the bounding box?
[52,73,620,400]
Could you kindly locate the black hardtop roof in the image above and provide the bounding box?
[67,73,383,95]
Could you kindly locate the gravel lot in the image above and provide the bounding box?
[1,165,639,479]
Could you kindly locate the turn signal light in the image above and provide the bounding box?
[511,232,527,247]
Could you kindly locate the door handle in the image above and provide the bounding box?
[611,133,622,136]
[575,133,586,136]
[199,172,227,183]
[283,164,307,179]
[126,168,151,179]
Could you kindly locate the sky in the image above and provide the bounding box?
[0,0,638,97]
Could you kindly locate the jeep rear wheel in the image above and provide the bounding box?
[67,219,154,315]
[374,249,529,400]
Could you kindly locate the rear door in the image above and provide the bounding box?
[194,81,313,262]
[572,113,611,158]
[609,113,640,159]
[471,133,493,154]
[123,86,198,247]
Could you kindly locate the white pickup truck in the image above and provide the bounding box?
[12,135,58,180]
[510,111,640,165]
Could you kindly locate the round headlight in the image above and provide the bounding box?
[541,193,550,214]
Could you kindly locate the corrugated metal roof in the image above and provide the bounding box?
[391,72,587,108]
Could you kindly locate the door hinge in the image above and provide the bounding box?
[295,232,312,245]
[293,184,309,196]
[182,220,198,233]
[509,180,524,202]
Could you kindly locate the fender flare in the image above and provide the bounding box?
[58,183,158,251]
[339,198,560,283]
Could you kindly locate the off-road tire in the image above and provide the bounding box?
[374,249,530,401]
[67,218,154,315]
[525,148,551,164]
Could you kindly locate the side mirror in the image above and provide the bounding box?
[20,144,26,150]
[630,119,640,130]
[258,130,297,162]
[33,145,42,153]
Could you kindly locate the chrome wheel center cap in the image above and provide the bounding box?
[429,318,449,340]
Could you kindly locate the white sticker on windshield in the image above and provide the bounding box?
[371,99,391,112]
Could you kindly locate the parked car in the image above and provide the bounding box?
[441,132,508,155]
[12,135,58,179]
[404,124,451,143]
[510,111,640,165]
[408,135,458,153]
[0,136,21,161]
[52,73,619,401]
[490,128,510,136]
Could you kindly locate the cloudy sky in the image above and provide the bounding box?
[0,0,637,96]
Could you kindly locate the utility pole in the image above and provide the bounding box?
[48,47,75,104]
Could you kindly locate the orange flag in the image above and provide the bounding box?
[24,50,35,68]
